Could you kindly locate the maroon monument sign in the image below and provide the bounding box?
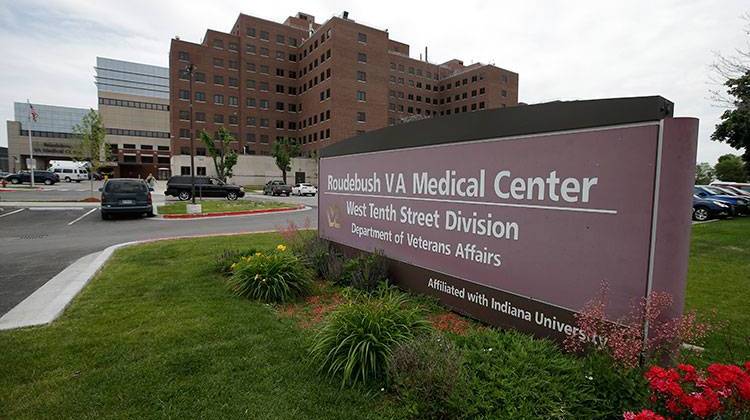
[319,97,698,342]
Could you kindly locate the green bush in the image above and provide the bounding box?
[310,290,431,387]
[227,248,312,303]
[287,233,345,282]
[580,352,649,417]
[340,251,389,292]
[453,329,641,419]
[213,248,259,274]
[387,333,466,419]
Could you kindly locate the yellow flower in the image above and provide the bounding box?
[255,252,262,256]
[276,244,287,252]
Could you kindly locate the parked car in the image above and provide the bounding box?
[692,194,731,221]
[292,183,318,196]
[5,170,59,185]
[0,171,10,179]
[263,180,292,196]
[710,181,750,194]
[165,175,245,201]
[694,185,749,215]
[99,178,154,220]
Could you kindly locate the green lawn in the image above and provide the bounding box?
[0,234,401,419]
[0,220,747,418]
[685,217,750,364]
[157,199,290,215]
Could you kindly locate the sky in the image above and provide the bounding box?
[0,0,747,165]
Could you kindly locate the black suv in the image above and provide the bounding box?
[5,170,59,185]
[165,176,245,201]
[100,179,154,220]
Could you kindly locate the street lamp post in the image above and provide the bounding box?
[185,63,197,205]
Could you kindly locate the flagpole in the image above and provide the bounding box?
[27,99,35,188]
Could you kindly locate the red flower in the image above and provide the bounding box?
[623,409,666,420]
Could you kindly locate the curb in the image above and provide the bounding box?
[0,188,46,192]
[0,230,283,331]
[160,205,304,219]
[0,201,101,208]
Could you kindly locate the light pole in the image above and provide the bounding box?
[185,63,197,205]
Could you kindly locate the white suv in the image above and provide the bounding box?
[292,183,318,196]
[52,167,89,182]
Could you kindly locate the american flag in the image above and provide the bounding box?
[29,103,38,122]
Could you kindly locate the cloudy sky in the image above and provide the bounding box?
[0,0,747,164]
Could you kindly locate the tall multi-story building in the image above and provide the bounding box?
[95,57,172,179]
[169,11,519,159]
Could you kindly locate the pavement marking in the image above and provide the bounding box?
[28,207,85,211]
[0,208,25,218]
[68,208,98,225]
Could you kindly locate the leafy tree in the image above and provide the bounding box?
[714,154,748,182]
[199,127,238,182]
[695,162,715,185]
[271,138,300,184]
[710,14,749,177]
[72,109,111,195]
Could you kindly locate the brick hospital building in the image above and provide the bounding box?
[169,11,519,158]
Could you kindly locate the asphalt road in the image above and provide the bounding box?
[0,198,317,316]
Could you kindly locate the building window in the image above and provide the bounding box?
[228,96,238,106]
[246,132,256,142]
[247,116,257,126]
[247,44,256,54]
[276,101,285,111]
[213,57,224,67]
[357,91,366,101]
[180,166,191,175]
[356,71,366,82]
[276,120,284,129]
[228,60,239,70]
[228,77,239,87]
[196,148,206,156]
[213,94,224,105]
[246,97,256,107]
[141,156,154,163]
[122,154,137,163]
[260,81,269,91]
[179,110,189,120]
[195,72,205,82]
[178,51,189,61]
[260,47,269,56]
[229,114,238,125]
[276,50,285,60]
[214,114,224,123]
[260,134,269,144]
[214,75,224,85]
[195,112,205,122]
[197,167,206,176]
[260,30,269,40]
[260,99,269,109]
[357,112,366,122]
[179,129,190,138]
[357,32,367,43]
[260,118,269,127]
[357,53,367,63]
[228,42,238,52]
[179,90,189,100]
[501,90,508,97]
[246,27,256,37]
[213,39,224,49]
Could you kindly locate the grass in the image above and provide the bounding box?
[0,234,401,419]
[685,217,750,364]
[157,199,290,215]
[0,219,747,418]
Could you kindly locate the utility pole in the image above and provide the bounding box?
[185,63,197,204]
[27,99,35,187]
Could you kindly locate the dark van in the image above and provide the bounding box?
[99,179,154,220]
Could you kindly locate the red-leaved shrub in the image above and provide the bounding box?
[565,283,714,368]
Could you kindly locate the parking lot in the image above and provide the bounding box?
[0,192,317,317]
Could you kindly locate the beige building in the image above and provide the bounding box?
[6,103,89,172]
[95,57,172,179]
[171,154,318,187]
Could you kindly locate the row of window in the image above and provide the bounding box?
[246,44,298,62]
[389,62,438,80]
[99,97,170,111]
[245,27,299,47]
[106,128,170,139]
[177,108,333,135]
[120,144,170,151]
[20,129,76,139]
[119,155,170,164]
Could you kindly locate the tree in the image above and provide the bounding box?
[199,127,238,182]
[271,138,300,184]
[72,109,111,195]
[710,13,750,177]
[695,162,715,185]
[714,154,748,182]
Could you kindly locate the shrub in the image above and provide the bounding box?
[387,333,466,419]
[565,284,714,368]
[227,245,312,303]
[213,248,259,274]
[310,290,431,387]
[340,250,389,292]
[581,352,649,417]
[453,328,645,419]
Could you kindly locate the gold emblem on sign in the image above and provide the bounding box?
[327,205,341,229]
